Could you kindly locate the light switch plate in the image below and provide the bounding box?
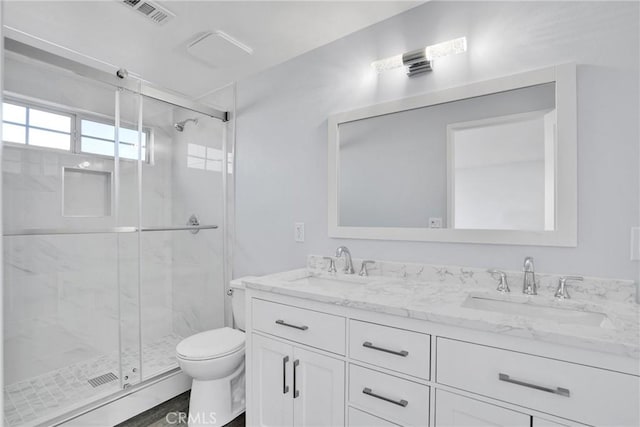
[294,223,305,242]
[631,227,640,261]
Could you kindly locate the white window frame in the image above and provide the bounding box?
[2,95,153,163]
[2,97,74,151]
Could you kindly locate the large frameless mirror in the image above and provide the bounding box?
[328,64,576,246]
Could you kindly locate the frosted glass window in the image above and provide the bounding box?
[82,120,115,140]
[1,100,152,161]
[2,123,26,144]
[80,119,147,161]
[30,128,71,150]
[2,102,72,150]
[81,137,114,157]
[3,103,26,124]
[30,109,71,133]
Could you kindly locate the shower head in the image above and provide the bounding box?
[174,118,198,132]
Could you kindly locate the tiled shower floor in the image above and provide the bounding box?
[4,333,184,427]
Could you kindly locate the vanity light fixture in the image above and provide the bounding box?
[371,37,467,77]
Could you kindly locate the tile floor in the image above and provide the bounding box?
[4,333,183,427]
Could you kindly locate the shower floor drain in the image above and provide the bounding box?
[87,372,118,388]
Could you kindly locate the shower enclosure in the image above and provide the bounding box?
[2,39,234,426]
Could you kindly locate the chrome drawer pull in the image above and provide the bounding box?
[282,356,289,394]
[275,319,309,331]
[498,373,570,397]
[363,341,409,357]
[362,387,408,407]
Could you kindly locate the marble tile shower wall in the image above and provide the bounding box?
[170,112,226,338]
[1,128,197,385]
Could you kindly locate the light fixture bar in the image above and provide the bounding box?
[371,36,467,77]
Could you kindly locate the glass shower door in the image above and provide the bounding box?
[138,96,226,381]
[2,38,229,427]
[2,54,141,425]
[113,88,143,389]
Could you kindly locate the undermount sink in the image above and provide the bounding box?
[287,274,370,287]
[462,294,610,327]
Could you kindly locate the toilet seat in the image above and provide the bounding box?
[176,327,245,361]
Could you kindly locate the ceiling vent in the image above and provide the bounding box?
[120,0,175,25]
[187,31,253,68]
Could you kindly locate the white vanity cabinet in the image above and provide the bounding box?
[436,338,639,426]
[251,333,345,427]
[435,390,530,426]
[246,289,639,427]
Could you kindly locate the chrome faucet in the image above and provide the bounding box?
[323,256,337,273]
[335,246,355,274]
[522,256,537,295]
[554,276,583,300]
[359,260,375,277]
[488,269,510,293]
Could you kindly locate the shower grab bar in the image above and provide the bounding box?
[3,224,218,237]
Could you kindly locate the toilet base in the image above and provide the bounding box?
[188,362,245,427]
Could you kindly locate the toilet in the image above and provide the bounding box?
[176,278,252,427]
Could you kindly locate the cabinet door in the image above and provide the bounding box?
[348,407,400,427]
[252,334,294,427]
[293,346,345,427]
[435,390,530,427]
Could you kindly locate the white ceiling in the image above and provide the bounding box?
[3,1,420,99]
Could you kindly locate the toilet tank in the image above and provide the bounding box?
[230,277,256,331]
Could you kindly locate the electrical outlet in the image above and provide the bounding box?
[294,223,305,242]
[429,217,443,229]
[631,227,640,261]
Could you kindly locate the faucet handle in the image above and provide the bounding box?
[488,269,510,293]
[323,256,337,273]
[554,276,583,300]
[359,260,376,277]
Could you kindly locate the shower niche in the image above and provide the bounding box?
[62,167,113,217]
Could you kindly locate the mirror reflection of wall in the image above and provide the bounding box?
[449,109,556,231]
[337,82,555,231]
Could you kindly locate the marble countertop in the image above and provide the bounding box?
[243,263,640,360]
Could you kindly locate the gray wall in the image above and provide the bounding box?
[234,1,639,281]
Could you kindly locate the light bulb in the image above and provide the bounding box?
[424,37,467,60]
[371,54,403,73]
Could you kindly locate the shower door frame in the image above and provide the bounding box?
[4,38,229,123]
[1,36,235,426]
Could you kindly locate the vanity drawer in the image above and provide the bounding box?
[252,298,346,355]
[350,320,430,379]
[349,364,430,426]
[348,407,400,427]
[436,338,640,426]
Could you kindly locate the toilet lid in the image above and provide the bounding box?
[176,327,245,360]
